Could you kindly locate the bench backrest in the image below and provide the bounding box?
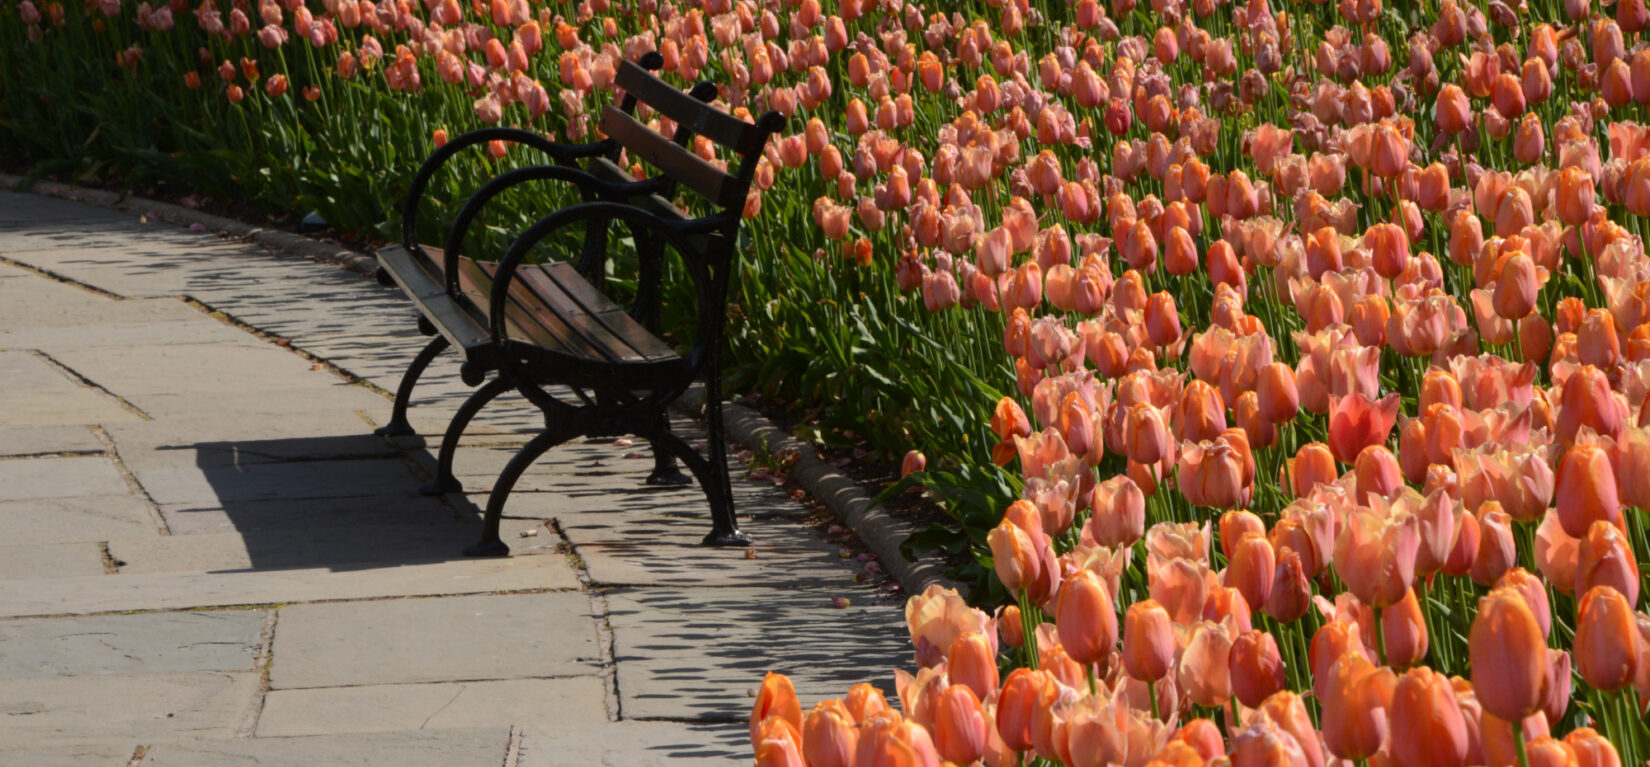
[601,59,785,213]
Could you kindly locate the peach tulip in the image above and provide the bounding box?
[1327,392,1402,464]
[1056,569,1118,668]
[1470,587,1549,722]
[1391,667,1470,767]
[1123,600,1175,683]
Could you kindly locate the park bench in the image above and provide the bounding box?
[372,53,784,556]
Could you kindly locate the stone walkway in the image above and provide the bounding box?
[0,191,909,765]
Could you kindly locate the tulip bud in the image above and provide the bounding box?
[933,685,988,765]
[1575,585,1642,694]
[1577,520,1641,608]
[1055,569,1118,667]
[802,701,858,767]
[1391,667,1471,767]
[1123,599,1175,682]
[1556,444,1622,539]
[1470,587,1549,722]
[752,673,802,747]
[1229,629,1287,708]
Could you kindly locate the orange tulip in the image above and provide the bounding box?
[752,672,802,747]
[1123,599,1175,682]
[1382,586,1430,670]
[1436,84,1471,133]
[1565,728,1625,767]
[1177,621,1234,708]
[1327,392,1402,464]
[1334,506,1421,608]
[1555,443,1622,539]
[1470,587,1549,722]
[948,631,999,702]
[996,668,1048,753]
[1556,166,1597,226]
[1574,585,1641,692]
[1226,531,1275,612]
[1576,519,1641,607]
[844,683,890,724]
[1229,630,1286,708]
[1320,653,1397,762]
[932,685,988,765]
[1285,442,1338,497]
[1391,667,1470,767]
[803,700,859,767]
[1056,569,1118,668]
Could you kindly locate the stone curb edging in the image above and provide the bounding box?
[3,175,966,599]
[678,387,964,598]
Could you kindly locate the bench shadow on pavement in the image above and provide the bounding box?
[161,433,510,573]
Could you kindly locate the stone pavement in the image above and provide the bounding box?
[0,191,911,765]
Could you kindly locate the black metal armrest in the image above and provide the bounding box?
[400,127,616,249]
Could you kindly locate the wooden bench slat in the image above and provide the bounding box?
[464,260,623,363]
[599,106,746,210]
[377,246,490,355]
[452,259,574,359]
[508,267,650,364]
[530,263,678,361]
[615,59,768,156]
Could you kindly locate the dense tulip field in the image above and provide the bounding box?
[7,0,1650,762]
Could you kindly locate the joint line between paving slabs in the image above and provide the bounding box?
[180,295,396,400]
[89,425,171,537]
[29,349,152,420]
[235,608,279,738]
[552,518,623,723]
[502,724,523,767]
[0,254,128,300]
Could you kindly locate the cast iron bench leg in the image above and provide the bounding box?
[421,375,512,495]
[375,335,449,437]
[465,427,571,557]
[646,411,691,486]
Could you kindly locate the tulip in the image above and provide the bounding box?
[1557,166,1597,227]
[1123,599,1175,685]
[1472,507,1517,588]
[755,732,805,767]
[1086,475,1145,548]
[1383,587,1430,670]
[1327,392,1402,464]
[1391,667,1470,767]
[803,701,859,767]
[989,520,1040,594]
[1470,587,1549,723]
[1335,506,1421,608]
[1498,568,1554,640]
[1575,585,1641,692]
[1320,653,1397,762]
[933,685,988,765]
[996,668,1047,753]
[1565,728,1625,767]
[1285,442,1338,497]
[1437,84,1471,133]
[1056,569,1118,669]
[1555,443,1622,539]
[1176,621,1234,709]
[1126,403,1171,465]
[1229,630,1286,708]
[1576,519,1640,608]
[752,673,802,747]
[1226,531,1275,612]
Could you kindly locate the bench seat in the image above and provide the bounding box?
[378,244,685,390]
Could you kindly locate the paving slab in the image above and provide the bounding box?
[0,351,142,427]
[135,386,389,419]
[109,518,549,573]
[155,494,460,536]
[269,592,598,689]
[0,455,129,501]
[516,720,748,767]
[0,555,579,618]
[0,542,108,579]
[255,677,608,736]
[0,671,259,747]
[606,586,908,721]
[128,457,423,506]
[107,413,399,472]
[0,610,265,678]
[139,727,512,766]
[0,742,137,767]
[0,425,103,457]
[49,342,347,396]
[0,495,157,545]
[0,316,249,351]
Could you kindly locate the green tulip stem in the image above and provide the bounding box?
[1511,718,1531,767]
[1148,680,1160,723]
[1374,604,1387,667]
